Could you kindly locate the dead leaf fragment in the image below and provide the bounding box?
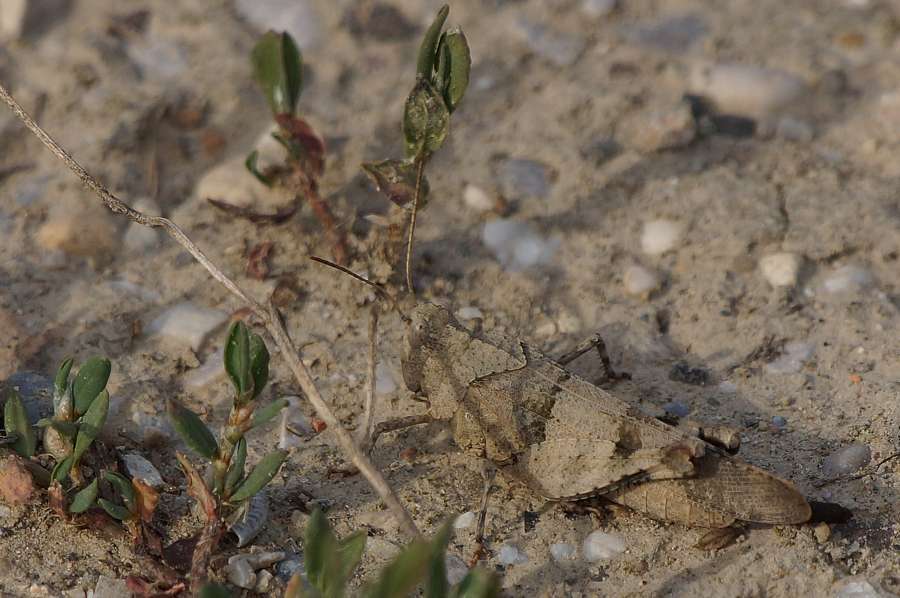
[246,241,274,280]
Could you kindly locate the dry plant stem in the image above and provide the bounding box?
[296,174,349,265]
[404,157,426,293]
[357,306,379,449]
[177,453,223,593]
[0,82,421,540]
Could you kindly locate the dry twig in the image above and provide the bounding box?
[0,82,421,540]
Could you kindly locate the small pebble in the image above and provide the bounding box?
[235,0,322,49]
[195,157,296,217]
[456,306,484,320]
[618,101,696,152]
[225,557,256,589]
[254,569,273,594]
[718,381,738,393]
[482,219,559,271]
[688,63,807,119]
[183,349,226,388]
[275,555,304,582]
[0,454,34,507]
[582,531,626,561]
[121,453,165,489]
[495,158,555,199]
[581,0,617,16]
[445,554,469,585]
[497,543,528,566]
[148,303,228,351]
[0,0,26,41]
[764,341,814,375]
[641,219,682,256]
[663,401,690,418]
[454,511,476,530]
[814,522,831,544]
[375,363,397,395]
[625,14,708,53]
[462,184,495,213]
[771,416,787,429]
[515,19,585,67]
[36,201,117,261]
[759,252,801,287]
[822,265,873,294]
[279,396,312,450]
[92,576,130,598]
[776,117,814,142]
[550,542,577,562]
[823,444,871,477]
[835,578,881,598]
[623,264,661,297]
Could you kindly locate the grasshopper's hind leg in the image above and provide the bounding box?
[554,334,630,382]
[361,413,434,454]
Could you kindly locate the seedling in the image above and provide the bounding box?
[285,509,499,598]
[362,4,471,291]
[168,320,288,591]
[235,30,349,264]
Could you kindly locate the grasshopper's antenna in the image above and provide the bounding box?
[309,256,410,322]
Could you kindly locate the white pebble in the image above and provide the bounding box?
[148,303,228,351]
[195,157,295,217]
[456,306,484,320]
[252,125,286,172]
[183,349,226,388]
[623,265,661,297]
[549,542,577,562]
[254,570,274,594]
[835,578,881,598]
[445,554,469,585]
[641,219,682,255]
[482,219,558,271]
[121,453,164,489]
[463,184,494,213]
[718,380,738,393]
[582,0,617,16]
[453,511,476,530]
[688,63,807,119]
[759,252,801,287]
[582,531,626,561]
[375,363,397,396]
[765,341,814,375]
[823,444,871,477]
[225,557,257,589]
[618,102,696,153]
[243,551,287,569]
[279,396,312,449]
[822,265,873,294]
[497,543,528,566]
[0,0,26,41]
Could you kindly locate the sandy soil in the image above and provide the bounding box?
[1,0,899,596]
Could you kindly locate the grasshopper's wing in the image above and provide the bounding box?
[510,438,698,501]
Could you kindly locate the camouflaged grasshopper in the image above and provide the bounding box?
[396,302,820,538]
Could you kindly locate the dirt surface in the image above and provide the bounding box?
[1,0,899,596]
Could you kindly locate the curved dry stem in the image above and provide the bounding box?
[404,157,426,293]
[0,82,421,540]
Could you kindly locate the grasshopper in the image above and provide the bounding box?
[397,302,820,536]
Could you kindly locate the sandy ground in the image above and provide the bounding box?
[1,0,899,596]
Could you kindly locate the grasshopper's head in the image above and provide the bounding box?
[401,302,455,393]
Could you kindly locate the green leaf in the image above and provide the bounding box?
[304,509,341,596]
[199,584,234,598]
[450,569,500,598]
[167,399,218,459]
[361,159,430,209]
[51,454,73,483]
[250,398,288,430]
[425,524,453,598]
[69,478,99,514]
[245,150,274,187]
[228,450,287,503]
[104,471,136,512]
[72,357,111,416]
[224,437,247,496]
[248,332,270,399]
[416,4,450,79]
[72,389,109,466]
[252,30,303,116]
[337,531,367,588]
[225,321,253,402]
[365,523,453,598]
[403,78,450,158]
[53,357,74,407]
[4,391,36,457]
[98,498,132,521]
[442,29,470,113]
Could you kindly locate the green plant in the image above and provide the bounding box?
[286,509,499,598]
[234,30,348,264]
[168,320,288,591]
[362,4,471,291]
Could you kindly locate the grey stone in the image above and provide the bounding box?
[495,158,555,199]
[823,444,871,478]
